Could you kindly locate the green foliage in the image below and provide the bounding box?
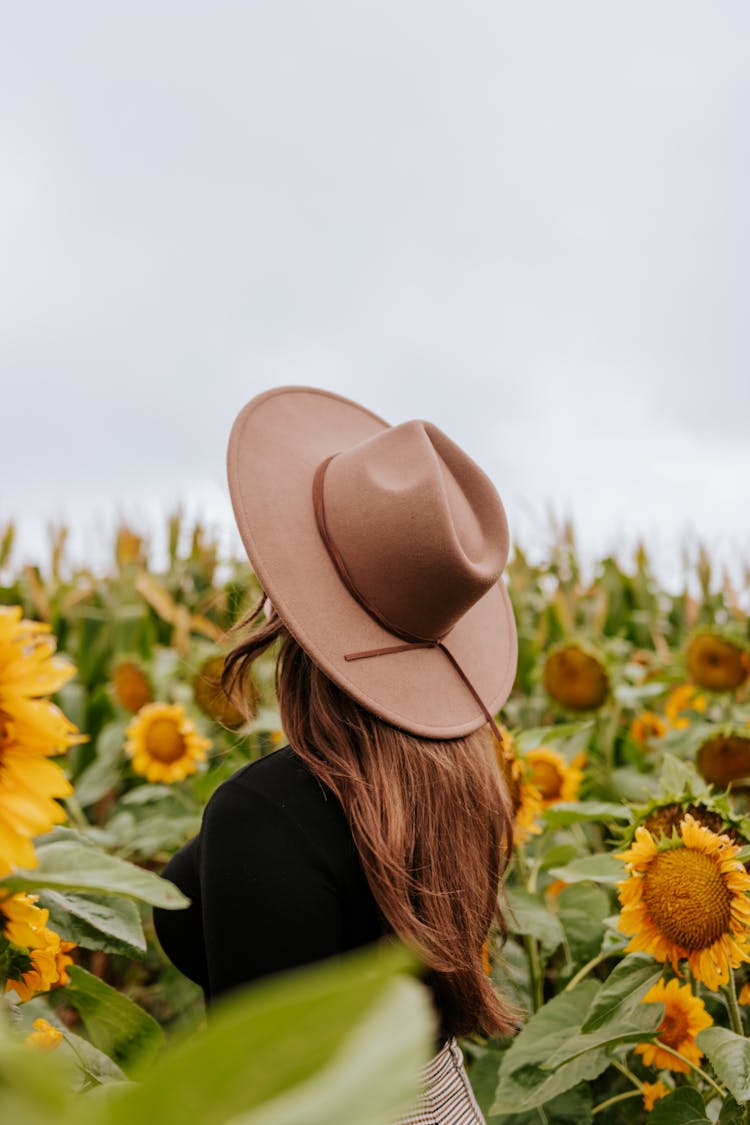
[1,838,190,908]
[647,1087,711,1123]
[6,515,750,1122]
[490,982,611,1114]
[581,954,664,1033]
[35,890,146,958]
[505,888,565,953]
[51,965,165,1075]
[697,1027,750,1106]
[556,883,610,961]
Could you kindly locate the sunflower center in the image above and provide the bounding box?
[643,848,732,950]
[658,1005,689,1050]
[530,761,563,801]
[145,719,186,764]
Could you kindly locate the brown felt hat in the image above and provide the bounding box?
[226,386,518,739]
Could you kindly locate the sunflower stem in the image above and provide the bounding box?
[725,966,744,1037]
[592,1090,642,1115]
[563,948,616,992]
[651,1043,727,1098]
[62,792,89,831]
[611,1056,644,1091]
[514,845,545,1011]
[524,934,544,1012]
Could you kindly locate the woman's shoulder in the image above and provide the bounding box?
[218,744,335,809]
[204,745,351,852]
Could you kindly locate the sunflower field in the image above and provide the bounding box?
[2,512,750,1124]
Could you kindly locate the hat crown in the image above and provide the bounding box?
[321,420,510,641]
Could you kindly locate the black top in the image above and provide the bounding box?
[152,745,388,1007]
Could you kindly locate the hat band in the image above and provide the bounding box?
[312,454,507,745]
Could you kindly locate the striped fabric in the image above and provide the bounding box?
[393,1037,486,1124]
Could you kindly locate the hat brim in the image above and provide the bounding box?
[227,386,518,739]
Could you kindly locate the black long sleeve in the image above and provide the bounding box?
[152,745,387,1007]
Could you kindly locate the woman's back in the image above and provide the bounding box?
[153,744,387,1006]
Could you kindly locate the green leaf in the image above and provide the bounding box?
[495,980,599,1073]
[547,854,625,885]
[505,888,565,953]
[515,722,595,753]
[59,1027,130,1089]
[233,976,432,1125]
[36,889,146,958]
[488,1083,592,1124]
[120,784,178,805]
[647,1087,711,1124]
[467,1046,505,1118]
[75,722,127,807]
[0,1013,73,1124]
[582,954,664,1033]
[101,808,201,861]
[659,753,710,800]
[557,883,611,962]
[717,1098,746,1125]
[697,1026,750,1105]
[34,825,100,849]
[610,767,657,803]
[0,841,190,908]
[543,802,632,827]
[79,940,435,1125]
[613,681,666,708]
[494,1041,609,1114]
[52,964,165,1077]
[539,844,581,872]
[490,982,611,1114]
[542,1000,663,1068]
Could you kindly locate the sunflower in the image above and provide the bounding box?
[0,890,77,1002]
[125,702,212,783]
[193,656,248,729]
[542,641,609,711]
[635,978,713,1073]
[6,929,77,1001]
[0,888,50,947]
[25,1017,63,1051]
[494,724,544,846]
[697,728,750,789]
[112,660,152,713]
[616,815,750,990]
[0,606,86,877]
[686,630,749,692]
[642,802,745,848]
[641,1080,671,1111]
[738,982,750,1006]
[630,710,668,747]
[523,746,585,807]
[664,683,707,730]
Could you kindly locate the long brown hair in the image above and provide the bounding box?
[221,597,518,1038]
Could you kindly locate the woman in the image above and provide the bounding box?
[152,386,519,1123]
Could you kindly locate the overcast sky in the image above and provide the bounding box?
[1,3,749,597]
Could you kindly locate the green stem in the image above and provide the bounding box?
[725,966,745,1037]
[563,948,618,992]
[60,1031,107,1087]
[592,1090,642,1116]
[514,845,544,1012]
[62,793,89,831]
[611,1056,644,1092]
[524,934,544,1013]
[652,1043,726,1098]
